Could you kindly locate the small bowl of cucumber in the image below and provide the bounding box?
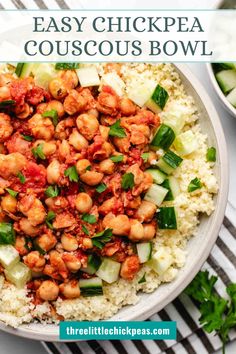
[207,62,236,118]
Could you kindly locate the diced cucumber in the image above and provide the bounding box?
[15,63,39,78]
[76,67,100,87]
[5,262,31,288]
[156,158,174,175]
[100,73,125,96]
[162,177,180,201]
[144,184,169,206]
[79,277,103,297]
[157,207,177,230]
[174,130,198,156]
[226,87,236,108]
[161,101,188,134]
[0,245,19,269]
[81,254,102,275]
[146,169,167,184]
[145,84,169,113]
[137,242,152,263]
[156,151,182,175]
[96,258,121,284]
[151,124,175,151]
[33,64,58,89]
[147,247,173,275]
[127,80,156,107]
[216,70,236,94]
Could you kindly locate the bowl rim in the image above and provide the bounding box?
[206,63,236,118]
[0,63,229,342]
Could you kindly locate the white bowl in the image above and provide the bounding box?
[206,63,236,119]
[0,64,229,341]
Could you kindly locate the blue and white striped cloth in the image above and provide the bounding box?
[1,1,235,353]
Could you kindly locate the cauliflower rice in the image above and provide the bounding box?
[0,63,218,326]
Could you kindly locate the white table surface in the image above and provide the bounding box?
[0,63,235,354]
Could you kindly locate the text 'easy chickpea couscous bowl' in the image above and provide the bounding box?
[0,62,228,340]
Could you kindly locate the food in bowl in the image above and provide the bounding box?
[213,63,236,109]
[0,62,218,327]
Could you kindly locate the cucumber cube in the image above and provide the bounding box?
[96,258,121,284]
[76,67,100,87]
[5,262,31,288]
[226,87,236,108]
[144,184,169,206]
[147,247,173,275]
[0,245,20,269]
[100,73,125,96]
[216,70,236,94]
[174,130,198,156]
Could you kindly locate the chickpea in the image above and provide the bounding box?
[80,171,104,186]
[136,201,157,223]
[1,194,17,214]
[69,129,88,151]
[49,78,67,100]
[15,236,28,256]
[143,224,156,241]
[103,213,130,236]
[0,73,14,86]
[99,125,110,141]
[62,253,81,272]
[127,163,144,185]
[76,113,99,141]
[120,255,140,281]
[18,195,46,226]
[119,97,136,116]
[38,280,59,301]
[76,159,91,175]
[55,118,75,140]
[46,100,65,118]
[113,136,130,153]
[0,86,11,101]
[97,91,118,116]
[59,280,80,299]
[0,152,27,179]
[47,160,61,185]
[128,219,144,242]
[15,103,32,119]
[36,232,57,252]
[45,196,68,213]
[63,89,87,115]
[0,113,13,142]
[99,159,115,175]
[33,140,57,157]
[28,114,54,141]
[82,237,93,249]
[19,218,41,237]
[75,193,92,214]
[58,140,71,161]
[58,70,78,90]
[87,108,99,119]
[49,250,68,279]
[0,143,6,154]
[24,251,45,273]
[61,234,78,252]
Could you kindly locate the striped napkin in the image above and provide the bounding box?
[1,1,235,353]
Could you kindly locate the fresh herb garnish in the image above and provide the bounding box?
[188,177,202,193]
[82,213,97,224]
[5,188,18,198]
[0,100,16,108]
[110,155,124,163]
[32,144,46,160]
[138,273,146,284]
[121,172,135,190]
[141,152,150,163]
[45,211,56,229]
[55,63,79,70]
[21,134,33,142]
[96,183,107,193]
[64,166,79,182]
[92,228,113,249]
[206,147,216,162]
[0,223,15,244]
[42,109,58,127]
[82,224,89,236]
[33,240,46,255]
[17,172,25,184]
[109,119,127,138]
[85,165,92,171]
[45,185,59,198]
[185,270,236,354]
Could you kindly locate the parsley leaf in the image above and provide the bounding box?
[45,185,59,198]
[109,119,127,138]
[141,152,150,163]
[64,166,79,182]
[82,213,97,224]
[85,165,91,171]
[32,144,46,160]
[206,147,216,162]
[0,222,15,245]
[185,270,236,354]
[188,177,202,193]
[42,109,58,126]
[110,155,124,163]
[138,273,146,284]
[5,188,18,198]
[55,63,79,70]
[21,134,33,142]
[92,228,113,249]
[121,172,135,190]
[45,211,56,229]
[17,172,26,184]
[82,224,89,236]
[96,183,107,193]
